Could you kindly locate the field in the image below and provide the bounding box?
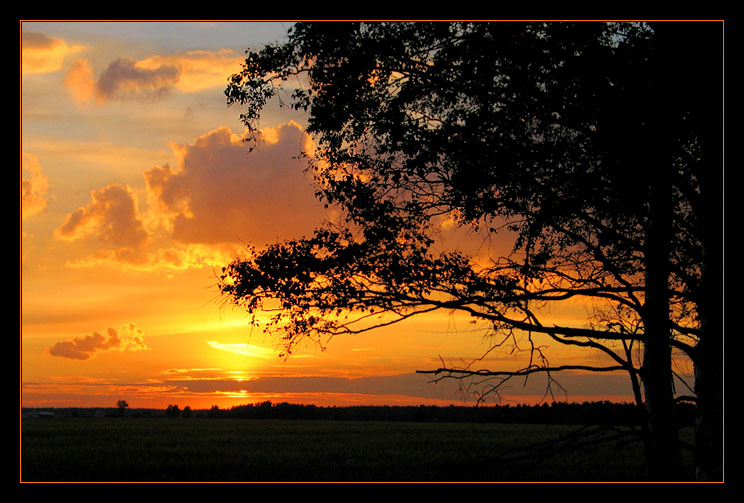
[21,416,690,482]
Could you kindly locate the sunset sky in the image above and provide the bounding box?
[21,21,647,411]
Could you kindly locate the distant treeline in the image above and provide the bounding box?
[22,400,697,426]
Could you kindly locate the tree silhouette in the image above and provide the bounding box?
[116,399,129,417]
[165,404,180,418]
[221,21,722,481]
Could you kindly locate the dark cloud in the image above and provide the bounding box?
[94,57,180,102]
[163,372,638,402]
[47,324,149,360]
[22,31,56,49]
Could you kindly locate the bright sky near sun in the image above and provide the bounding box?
[21,21,641,410]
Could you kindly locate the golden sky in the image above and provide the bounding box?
[21,21,641,410]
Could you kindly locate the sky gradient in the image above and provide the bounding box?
[21,21,647,411]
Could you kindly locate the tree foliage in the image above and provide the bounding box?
[116,399,129,417]
[221,21,722,480]
[165,404,181,418]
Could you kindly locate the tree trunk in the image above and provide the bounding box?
[693,309,723,481]
[690,23,724,482]
[644,20,723,481]
[653,20,724,482]
[641,119,683,481]
[639,22,686,480]
[641,175,684,480]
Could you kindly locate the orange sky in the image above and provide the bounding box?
[21,21,649,411]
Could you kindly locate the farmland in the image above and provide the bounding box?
[20,413,694,482]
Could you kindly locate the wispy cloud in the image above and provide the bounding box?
[159,371,637,403]
[136,49,244,93]
[61,243,236,277]
[22,31,83,75]
[206,341,276,358]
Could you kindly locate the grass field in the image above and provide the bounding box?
[21,417,690,482]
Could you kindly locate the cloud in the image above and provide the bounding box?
[207,341,276,358]
[51,123,323,273]
[64,57,180,104]
[55,184,150,249]
[22,153,50,219]
[159,371,637,403]
[136,49,244,93]
[145,121,325,245]
[63,59,97,103]
[22,31,83,75]
[47,323,150,360]
[64,49,241,104]
[95,57,181,102]
[62,243,235,275]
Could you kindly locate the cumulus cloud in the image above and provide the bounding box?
[22,31,83,75]
[51,122,324,272]
[47,323,150,360]
[55,184,150,249]
[22,153,50,219]
[145,121,325,245]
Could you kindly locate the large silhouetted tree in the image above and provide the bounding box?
[221,21,722,481]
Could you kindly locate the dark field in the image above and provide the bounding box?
[20,417,694,482]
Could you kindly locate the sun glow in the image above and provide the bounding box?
[206,341,276,358]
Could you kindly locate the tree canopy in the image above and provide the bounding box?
[220,21,722,481]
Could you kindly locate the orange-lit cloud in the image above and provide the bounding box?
[96,57,180,102]
[151,372,637,404]
[136,49,244,93]
[47,323,150,360]
[63,59,97,103]
[206,341,275,358]
[49,122,322,273]
[145,121,324,246]
[22,31,83,75]
[64,57,180,104]
[21,153,49,219]
[63,49,243,104]
[55,184,150,249]
[63,243,235,275]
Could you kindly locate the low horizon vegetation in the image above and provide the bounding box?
[22,398,697,427]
